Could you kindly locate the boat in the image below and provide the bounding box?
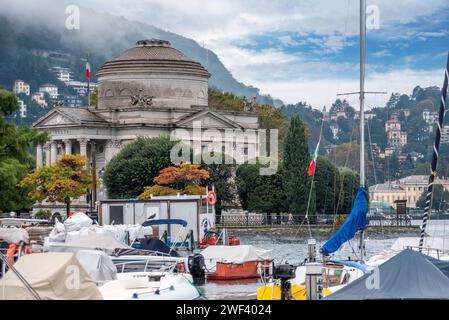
[202,245,272,280]
[325,28,449,301]
[258,0,374,300]
[99,271,204,300]
[326,249,449,300]
[0,252,103,300]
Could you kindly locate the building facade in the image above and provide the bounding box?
[31,92,48,108]
[49,66,74,83]
[39,83,59,100]
[13,80,30,96]
[369,175,449,208]
[18,99,27,118]
[33,39,260,215]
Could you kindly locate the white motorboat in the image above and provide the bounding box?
[99,271,204,300]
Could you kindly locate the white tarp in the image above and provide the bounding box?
[0,252,103,300]
[75,250,117,283]
[0,227,29,244]
[391,237,449,252]
[45,217,153,251]
[64,212,93,232]
[201,245,272,271]
[48,231,130,254]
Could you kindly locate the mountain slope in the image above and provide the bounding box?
[0,2,280,105]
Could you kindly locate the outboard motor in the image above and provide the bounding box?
[272,264,296,300]
[188,253,206,286]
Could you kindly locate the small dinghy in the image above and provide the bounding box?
[202,245,272,280]
[99,271,204,300]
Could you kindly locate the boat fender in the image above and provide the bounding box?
[170,285,175,291]
[132,293,139,299]
[155,289,160,295]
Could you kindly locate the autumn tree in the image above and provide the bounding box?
[19,155,92,216]
[139,163,210,199]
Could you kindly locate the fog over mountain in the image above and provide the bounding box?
[0,0,282,105]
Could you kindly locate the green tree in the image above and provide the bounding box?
[0,89,47,212]
[202,153,236,217]
[416,184,449,212]
[337,168,360,214]
[102,136,178,198]
[19,155,92,216]
[282,116,313,215]
[235,160,286,215]
[314,156,340,215]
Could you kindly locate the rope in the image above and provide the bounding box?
[419,54,449,251]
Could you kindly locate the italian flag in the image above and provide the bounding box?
[85,61,91,80]
[307,141,320,177]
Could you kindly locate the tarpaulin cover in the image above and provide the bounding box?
[201,245,272,272]
[0,227,29,244]
[0,252,103,300]
[75,250,117,282]
[321,187,367,256]
[326,249,449,300]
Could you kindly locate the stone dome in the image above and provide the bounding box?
[96,39,210,110]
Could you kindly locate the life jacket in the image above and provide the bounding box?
[6,243,32,265]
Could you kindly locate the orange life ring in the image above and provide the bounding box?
[207,191,217,206]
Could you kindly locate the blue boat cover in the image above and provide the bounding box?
[142,219,188,227]
[320,187,367,256]
[328,260,373,274]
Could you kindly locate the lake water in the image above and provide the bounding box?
[199,220,449,300]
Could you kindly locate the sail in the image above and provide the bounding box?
[320,187,367,256]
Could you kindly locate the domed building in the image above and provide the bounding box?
[33,39,259,214]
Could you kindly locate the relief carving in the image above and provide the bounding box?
[130,89,154,107]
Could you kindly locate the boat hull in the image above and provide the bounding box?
[207,260,272,280]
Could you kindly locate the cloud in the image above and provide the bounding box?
[1,0,448,107]
[255,68,443,107]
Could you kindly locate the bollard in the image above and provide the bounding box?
[305,263,322,300]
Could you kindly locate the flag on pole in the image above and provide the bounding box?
[85,61,91,80]
[307,141,320,176]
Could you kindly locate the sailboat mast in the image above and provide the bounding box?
[419,53,449,252]
[359,0,366,187]
[359,0,366,263]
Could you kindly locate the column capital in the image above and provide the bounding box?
[62,139,73,144]
[106,139,121,148]
[77,138,89,145]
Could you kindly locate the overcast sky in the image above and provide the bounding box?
[5,0,449,108]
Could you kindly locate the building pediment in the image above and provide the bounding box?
[175,110,242,129]
[33,108,109,128]
[33,110,78,128]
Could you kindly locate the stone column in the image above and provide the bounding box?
[63,139,72,155]
[105,139,122,163]
[78,138,89,157]
[44,143,51,166]
[50,141,58,164]
[36,144,43,168]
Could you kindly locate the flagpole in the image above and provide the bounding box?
[304,109,325,228]
[87,61,91,107]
